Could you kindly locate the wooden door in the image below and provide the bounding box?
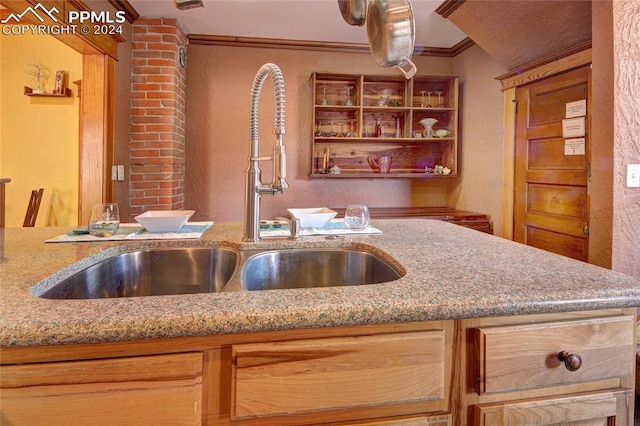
[514,67,590,261]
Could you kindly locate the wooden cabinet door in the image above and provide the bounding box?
[473,315,635,394]
[474,389,632,425]
[0,353,203,426]
[514,66,590,261]
[231,330,447,421]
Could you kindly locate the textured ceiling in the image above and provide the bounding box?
[444,0,592,71]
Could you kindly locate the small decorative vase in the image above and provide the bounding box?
[419,118,438,138]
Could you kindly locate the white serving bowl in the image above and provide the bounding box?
[287,207,337,228]
[134,210,195,232]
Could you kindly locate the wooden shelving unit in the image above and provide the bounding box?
[24,86,72,97]
[311,73,459,178]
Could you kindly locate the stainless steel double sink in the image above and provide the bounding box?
[35,246,404,299]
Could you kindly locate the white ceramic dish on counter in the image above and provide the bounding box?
[134,210,195,232]
[287,207,337,228]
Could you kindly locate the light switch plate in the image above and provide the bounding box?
[111,165,118,181]
[627,164,640,188]
[117,165,125,181]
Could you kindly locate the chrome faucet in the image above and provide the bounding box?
[243,63,289,241]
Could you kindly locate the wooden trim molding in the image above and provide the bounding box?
[188,34,475,57]
[448,37,475,56]
[497,42,592,89]
[0,0,123,56]
[78,55,116,224]
[107,0,140,23]
[501,88,516,240]
[435,0,467,18]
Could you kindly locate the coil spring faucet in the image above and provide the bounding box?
[243,63,289,241]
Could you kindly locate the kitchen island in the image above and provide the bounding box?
[1,219,638,425]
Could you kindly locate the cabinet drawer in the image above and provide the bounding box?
[231,330,446,419]
[474,388,632,425]
[0,352,203,425]
[473,315,635,394]
[343,413,451,425]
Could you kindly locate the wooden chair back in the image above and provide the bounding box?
[23,188,44,227]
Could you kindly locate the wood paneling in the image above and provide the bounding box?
[527,184,586,219]
[473,315,634,395]
[1,353,203,425]
[78,54,115,224]
[527,138,588,169]
[231,331,446,419]
[526,227,588,261]
[475,389,631,426]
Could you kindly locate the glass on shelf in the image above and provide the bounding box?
[435,91,444,108]
[364,122,374,138]
[395,117,402,138]
[377,89,393,107]
[420,91,427,108]
[319,85,329,105]
[375,119,384,137]
[346,119,357,137]
[327,121,337,137]
[344,86,354,106]
[426,91,433,108]
[336,122,346,138]
[315,121,324,137]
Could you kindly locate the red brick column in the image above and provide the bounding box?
[129,18,187,221]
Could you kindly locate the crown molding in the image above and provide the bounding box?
[435,0,467,18]
[107,0,139,23]
[188,34,475,57]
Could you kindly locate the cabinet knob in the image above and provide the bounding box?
[557,351,582,371]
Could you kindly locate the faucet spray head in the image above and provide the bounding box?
[272,144,289,192]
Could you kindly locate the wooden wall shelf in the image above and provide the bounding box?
[311,73,459,178]
[24,86,72,98]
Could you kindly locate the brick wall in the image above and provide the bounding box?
[129,18,187,221]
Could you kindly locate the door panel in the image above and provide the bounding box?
[528,185,586,218]
[526,227,587,262]
[514,66,590,261]
[528,138,587,169]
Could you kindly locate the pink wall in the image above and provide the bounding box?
[611,1,640,278]
[450,45,507,236]
[184,46,492,224]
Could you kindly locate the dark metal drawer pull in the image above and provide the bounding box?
[558,351,582,371]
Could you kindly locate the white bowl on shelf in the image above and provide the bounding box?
[134,210,195,232]
[287,207,337,228]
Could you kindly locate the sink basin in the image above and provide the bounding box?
[35,246,403,299]
[240,248,403,291]
[36,247,239,299]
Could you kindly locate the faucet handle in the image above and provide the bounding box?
[289,218,301,240]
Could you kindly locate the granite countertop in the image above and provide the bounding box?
[1,219,638,348]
